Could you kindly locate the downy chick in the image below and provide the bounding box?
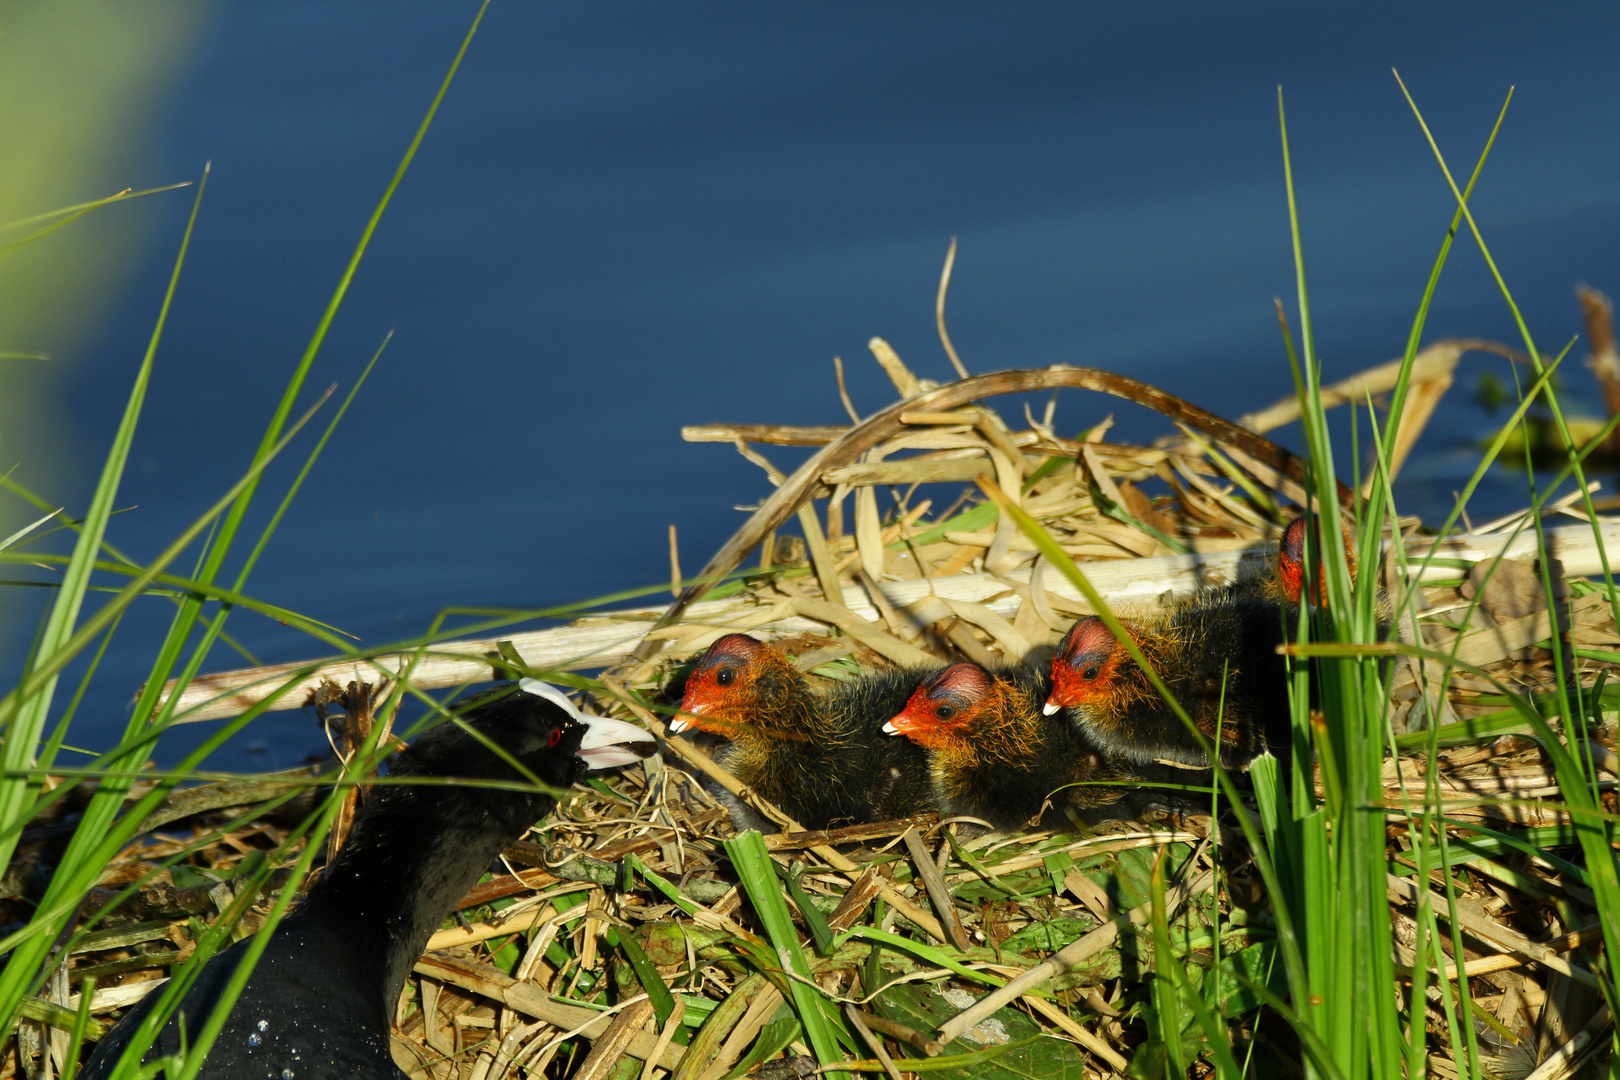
[1044,602,1291,770]
[884,663,1205,834]
[1045,513,1389,769]
[1276,512,1393,633]
[672,634,935,830]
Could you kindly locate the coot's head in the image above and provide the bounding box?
[672,634,779,738]
[397,680,654,789]
[883,664,994,750]
[1045,616,1130,714]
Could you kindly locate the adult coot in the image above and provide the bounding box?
[81,679,653,1080]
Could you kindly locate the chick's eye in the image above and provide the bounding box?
[1081,665,1101,681]
[548,727,562,747]
[715,667,735,687]
[935,705,956,720]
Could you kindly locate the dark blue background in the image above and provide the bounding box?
[30,2,1620,767]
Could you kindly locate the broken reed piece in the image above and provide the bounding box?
[935,236,970,381]
[412,954,684,1072]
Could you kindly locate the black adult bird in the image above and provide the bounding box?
[81,679,654,1080]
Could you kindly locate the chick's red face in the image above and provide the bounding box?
[883,664,991,750]
[1278,515,1350,608]
[675,634,765,735]
[1046,617,1125,711]
[1277,516,1310,606]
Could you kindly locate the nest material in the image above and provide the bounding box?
[15,341,1620,1080]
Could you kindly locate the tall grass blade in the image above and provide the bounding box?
[1396,79,1620,1054]
[0,167,208,880]
[0,183,190,258]
[0,392,330,1030]
[726,831,848,1080]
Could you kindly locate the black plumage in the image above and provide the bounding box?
[83,682,649,1080]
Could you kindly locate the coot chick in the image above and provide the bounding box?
[1044,599,1292,770]
[672,634,936,830]
[82,680,654,1080]
[1045,514,1396,771]
[884,663,1204,834]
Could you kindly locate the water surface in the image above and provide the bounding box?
[21,2,1620,766]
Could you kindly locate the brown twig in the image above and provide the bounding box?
[935,238,970,381]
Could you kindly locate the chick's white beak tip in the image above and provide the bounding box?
[667,717,690,734]
[1041,701,1060,716]
[881,720,899,734]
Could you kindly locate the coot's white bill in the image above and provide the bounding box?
[576,715,657,769]
[518,677,655,769]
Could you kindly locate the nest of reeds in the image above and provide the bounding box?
[15,336,1620,1080]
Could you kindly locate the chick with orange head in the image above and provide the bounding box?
[1045,602,1290,770]
[1043,512,1395,770]
[885,662,1202,834]
[673,633,935,831]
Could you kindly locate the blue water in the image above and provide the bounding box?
[29,2,1620,768]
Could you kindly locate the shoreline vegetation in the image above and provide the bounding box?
[2,16,1619,1078]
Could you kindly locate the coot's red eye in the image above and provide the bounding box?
[548,727,562,747]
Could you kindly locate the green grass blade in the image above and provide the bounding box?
[0,507,61,553]
[605,925,676,1028]
[777,862,835,956]
[0,182,190,234]
[0,166,209,878]
[1395,87,1620,1005]
[0,393,332,1030]
[0,388,330,733]
[726,831,849,1080]
[146,331,389,728]
[151,0,491,755]
[0,183,190,257]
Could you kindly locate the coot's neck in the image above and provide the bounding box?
[297,776,558,1007]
